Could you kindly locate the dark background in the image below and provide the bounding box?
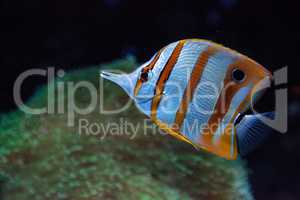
[0,0,299,199]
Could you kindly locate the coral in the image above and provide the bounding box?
[0,56,253,200]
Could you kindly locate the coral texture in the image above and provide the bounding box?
[0,57,252,200]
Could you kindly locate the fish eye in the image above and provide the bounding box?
[232,68,246,83]
[140,70,149,82]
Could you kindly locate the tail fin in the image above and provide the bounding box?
[236,112,274,156]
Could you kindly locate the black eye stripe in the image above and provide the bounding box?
[140,70,149,82]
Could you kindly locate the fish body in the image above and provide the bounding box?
[101,39,273,160]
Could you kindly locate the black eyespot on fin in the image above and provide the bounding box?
[232,69,246,83]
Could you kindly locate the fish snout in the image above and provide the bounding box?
[100,70,135,98]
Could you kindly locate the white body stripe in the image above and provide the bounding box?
[212,85,252,156]
[156,41,209,126]
[135,42,178,116]
[180,50,236,143]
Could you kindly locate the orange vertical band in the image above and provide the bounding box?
[151,40,186,120]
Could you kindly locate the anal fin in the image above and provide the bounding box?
[152,119,199,150]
